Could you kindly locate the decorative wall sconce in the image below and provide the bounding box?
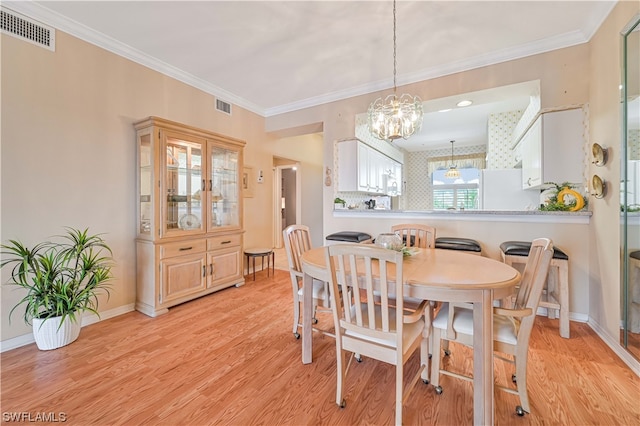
[591,143,608,166]
[325,167,332,187]
[592,174,606,198]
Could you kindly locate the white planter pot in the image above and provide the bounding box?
[32,315,82,350]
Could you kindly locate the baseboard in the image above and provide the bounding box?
[535,307,588,323]
[588,317,640,377]
[0,304,135,353]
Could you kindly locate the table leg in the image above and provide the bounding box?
[302,271,313,364]
[253,256,256,281]
[473,289,494,425]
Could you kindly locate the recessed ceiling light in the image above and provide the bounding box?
[438,108,452,113]
[457,100,473,107]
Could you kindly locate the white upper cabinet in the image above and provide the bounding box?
[520,108,584,190]
[337,139,402,195]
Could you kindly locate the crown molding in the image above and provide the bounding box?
[3,1,266,116]
[5,1,613,120]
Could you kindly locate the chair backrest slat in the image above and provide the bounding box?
[283,224,312,275]
[514,237,554,339]
[325,244,404,344]
[391,224,436,249]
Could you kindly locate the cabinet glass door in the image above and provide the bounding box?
[164,137,204,234]
[209,145,239,229]
[139,132,153,235]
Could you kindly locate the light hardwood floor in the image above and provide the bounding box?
[2,269,639,425]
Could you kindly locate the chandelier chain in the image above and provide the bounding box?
[393,0,397,94]
[366,0,423,142]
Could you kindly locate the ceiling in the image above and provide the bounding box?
[6,1,617,149]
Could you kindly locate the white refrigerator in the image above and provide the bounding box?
[480,169,540,210]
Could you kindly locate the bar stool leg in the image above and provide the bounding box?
[253,256,256,281]
[558,261,570,338]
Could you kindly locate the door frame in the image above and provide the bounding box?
[273,164,301,248]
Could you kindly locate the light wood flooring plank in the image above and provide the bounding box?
[2,269,639,425]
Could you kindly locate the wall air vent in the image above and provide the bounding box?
[1,7,55,51]
[216,99,232,115]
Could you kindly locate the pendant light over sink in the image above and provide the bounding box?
[367,0,423,142]
[444,140,460,179]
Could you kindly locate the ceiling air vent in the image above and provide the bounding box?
[1,7,55,51]
[216,99,232,115]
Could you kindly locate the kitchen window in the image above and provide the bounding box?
[432,168,480,210]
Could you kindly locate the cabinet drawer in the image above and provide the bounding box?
[160,240,207,259]
[208,234,241,250]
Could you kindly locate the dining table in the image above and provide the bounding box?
[301,245,521,426]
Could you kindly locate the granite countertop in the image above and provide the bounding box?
[335,208,592,216]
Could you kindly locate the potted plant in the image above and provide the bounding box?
[334,197,346,210]
[1,228,113,350]
[539,181,586,212]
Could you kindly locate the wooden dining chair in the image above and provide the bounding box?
[391,223,436,249]
[391,223,438,363]
[430,237,554,416]
[283,224,331,339]
[325,244,429,426]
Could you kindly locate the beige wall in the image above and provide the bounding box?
[1,31,276,341]
[272,134,324,247]
[588,2,640,339]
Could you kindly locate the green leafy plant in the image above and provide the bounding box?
[334,197,346,206]
[539,182,587,212]
[1,227,114,326]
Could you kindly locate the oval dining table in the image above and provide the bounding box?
[301,246,521,426]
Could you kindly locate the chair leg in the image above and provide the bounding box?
[336,347,346,407]
[430,329,442,388]
[293,298,301,337]
[421,329,430,383]
[515,347,530,413]
[395,362,403,426]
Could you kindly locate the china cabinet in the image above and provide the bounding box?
[135,117,245,317]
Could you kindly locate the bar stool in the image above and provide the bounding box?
[244,248,275,281]
[435,237,482,255]
[325,231,372,245]
[500,241,570,338]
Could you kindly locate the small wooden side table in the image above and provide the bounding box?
[244,248,275,281]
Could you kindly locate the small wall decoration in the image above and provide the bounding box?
[592,175,606,199]
[591,143,608,166]
[242,166,254,198]
[325,166,332,186]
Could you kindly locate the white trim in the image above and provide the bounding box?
[0,304,135,353]
[333,210,591,225]
[588,318,640,377]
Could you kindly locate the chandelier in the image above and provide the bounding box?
[367,0,423,142]
[444,140,460,179]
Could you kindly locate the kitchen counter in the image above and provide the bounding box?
[333,208,592,224]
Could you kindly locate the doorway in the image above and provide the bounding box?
[273,162,301,248]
